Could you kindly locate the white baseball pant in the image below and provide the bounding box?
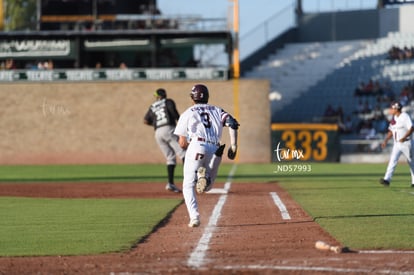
[182,139,222,221]
[384,140,414,184]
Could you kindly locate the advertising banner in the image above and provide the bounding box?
[0,68,228,82]
[271,123,340,163]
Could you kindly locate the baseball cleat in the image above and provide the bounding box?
[165,183,181,193]
[196,167,211,194]
[188,217,200,228]
[379,178,390,186]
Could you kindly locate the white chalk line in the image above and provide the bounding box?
[215,264,414,274]
[186,164,237,268]
[358,250,414,254]
[270,191,291,220]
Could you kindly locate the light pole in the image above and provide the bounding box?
[0,0,4,30]
[231,0,239,79]
[230,0,240,153]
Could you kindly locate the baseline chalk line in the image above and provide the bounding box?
[270,192,291,220]
[187,164,237,268]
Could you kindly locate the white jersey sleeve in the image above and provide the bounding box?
[174,107,191,138]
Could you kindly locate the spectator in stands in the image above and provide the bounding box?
[36,60,54,70]
[359,120,377,140]
[5,59,15,70]
[356,100,372,114]
[388,46,414,60]
[354,81,366,96]
[355,79,387,98]
[403,47,413,59]
[364,79,374,95]
[339,115,354,134]
[382,81,396,102]
[186,57,199,67]
[322,104,346,124]
[336,106,344,123]
[355,99,365,114]
[372,104,383,119]
[323,104,336,118]
[373,114,389,134]
[354,80,374,97]
[37,61,45,70]
[399,85,411,106]
[46,60,54,70]
[372,80,383,96]
[364,101,373,114]
[24,62,36,70]
[388,46,403,60]
[357,120,377,152]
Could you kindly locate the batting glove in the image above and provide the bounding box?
[227,145,237,160]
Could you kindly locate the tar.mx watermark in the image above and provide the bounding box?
[273,141,312,173]
[42,98,71,117]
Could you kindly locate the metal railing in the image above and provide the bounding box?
[239,3,296,61]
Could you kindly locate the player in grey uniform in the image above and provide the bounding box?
[380,101,414,187]
[144,88,186,193]
[174,84,239,227]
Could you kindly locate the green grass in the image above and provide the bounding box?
[0,164,183,182]
[0,197,181,256]
[0,163,413,256]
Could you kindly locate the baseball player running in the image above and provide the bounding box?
[174,84,239,227]
[380,101,414,187]
[144,88,186,193]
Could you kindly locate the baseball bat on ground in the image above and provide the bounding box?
[315,240,342,253]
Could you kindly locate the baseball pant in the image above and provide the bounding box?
[384,140,414,184]
[155,125,186,165]
[182,140,221,220]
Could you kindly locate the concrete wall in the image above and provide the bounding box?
[298,9,380,42]
[0,79,270,164]
[399,4,414,33]
[379,7,399,37]
[298,4,414,43]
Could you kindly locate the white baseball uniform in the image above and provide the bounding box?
[174,103,233,221]
[383,111,414,184]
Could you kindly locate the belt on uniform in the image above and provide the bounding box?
[192,137,220,146]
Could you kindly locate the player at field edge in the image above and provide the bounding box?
[380,101,414,188]
[144,88,186,193]
[174,84,239,227]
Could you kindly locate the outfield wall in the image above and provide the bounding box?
[0,79,270,164]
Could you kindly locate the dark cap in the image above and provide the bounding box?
[391,101,402,111]
[154,88,167,98]
[190,84,209,103]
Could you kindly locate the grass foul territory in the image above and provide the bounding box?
[0,197,181,256]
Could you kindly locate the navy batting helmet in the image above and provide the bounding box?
[190,84,209,103]
[391,101,402,111]
[154,88,167,98]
